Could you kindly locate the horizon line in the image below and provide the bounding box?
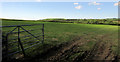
[0,17,118,20]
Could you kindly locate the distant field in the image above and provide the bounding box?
[2,20,119,61]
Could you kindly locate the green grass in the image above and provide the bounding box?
[2,20,119,58]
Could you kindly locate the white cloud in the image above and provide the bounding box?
[114,2,120,6]
[36,0,41,2]
[74,3,79,5]
[88,2,101,5]
[114,3,118,6]
[75,5,82,9]
[97,8,101,10]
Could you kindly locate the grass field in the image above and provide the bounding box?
[2,20,119,61]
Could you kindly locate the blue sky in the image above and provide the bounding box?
[0,0,118,2]
[1,2,119,20]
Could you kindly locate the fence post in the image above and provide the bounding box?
[17,26,26,56]
[5,34,8,60]
[42,24,44,44]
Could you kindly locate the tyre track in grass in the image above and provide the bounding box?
[47,37,88,62]
[27,34,93,62]
[21,34,117,62]
[80,34,117,62]
[44,33,100,62]
[26,35,82,62]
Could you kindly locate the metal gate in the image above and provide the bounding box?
[1,24,44,59]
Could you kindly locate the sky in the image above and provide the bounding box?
[0,2,119,20]
[0,0,119,2]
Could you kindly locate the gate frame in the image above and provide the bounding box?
[1,24,44,59]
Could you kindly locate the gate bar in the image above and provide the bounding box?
[17,26,26,56]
